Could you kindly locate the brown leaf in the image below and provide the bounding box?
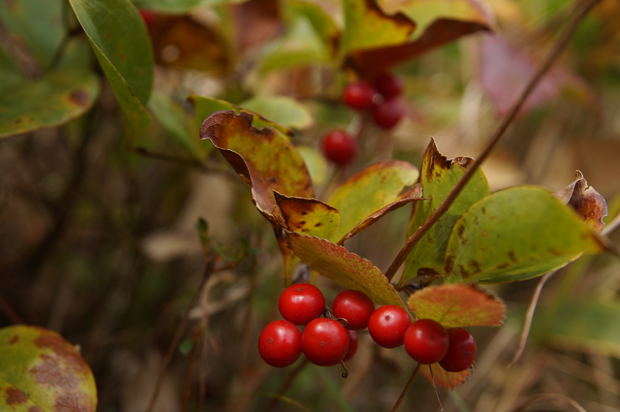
[232,0,283,52]
[553,170,608,231]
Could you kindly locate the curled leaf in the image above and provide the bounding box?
[553,170,608,231]
[274,191,340,239]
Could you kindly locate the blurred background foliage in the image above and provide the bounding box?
[1,0,620,411]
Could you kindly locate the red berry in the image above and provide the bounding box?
[374,73,404,99]
[301,318,349,366]
[343,80,377,111]
[139,9,156,26]
[258,320,302,368]
[368,305,411,348]
[321,130,357,166]
[372,98,405,129]
[404,319,449,365]
[278,283,325,325]
[333,290,375,330]
[439,328,477,372]
[343,330,358,361]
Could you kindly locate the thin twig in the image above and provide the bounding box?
[429,365,444,411]
[384,0,602,281]
[389,363,422,412]
[262,359,310,412]
[180,327,201,412]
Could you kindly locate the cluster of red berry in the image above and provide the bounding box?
[322,73,406,167]
[258,283,476,373]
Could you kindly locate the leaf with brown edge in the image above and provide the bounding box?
[200,110,313,217]
[407,283,505,328]
[345,0,493,77]
[328,160,419,243]
[420,363,470,390]
[0,325,97,412]
[337,184,424,245]
[398,139,489,288]
[283,230,408,312]
[553,170,608,231]
[274,191,340,239]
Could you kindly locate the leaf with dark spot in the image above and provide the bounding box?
[398,139,489,288]
[274,191,340,239]
[445,186,610,284]
[0,325,97,412]
[553,170,608,231]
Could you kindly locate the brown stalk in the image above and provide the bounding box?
[389,363,422,412]
[384,0,603,281]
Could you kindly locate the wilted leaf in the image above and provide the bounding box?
[553,170,608,231]
[274,191,340,239]
[420,363,470,390]
[200,110,313,215]
[240,96,313,130]
[70,0,154,141]
[407,283,505,328]
[544,300,620,358]
[344,0,493,77]
[0,0,64,67]
[0,67,99,138]
[190,95,293,137]
[200,110,313,282]
[148,90,205,160]
[148,15,230,74]
[399,139,489,287]
[337,184,423,245]
[0,325,97,411]
[445,186,608,284]
[479,36,597,117]
[328,160,419,243]
[283,230,408,311]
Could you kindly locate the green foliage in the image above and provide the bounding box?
[239,96,313,130]
[445,186,608,284]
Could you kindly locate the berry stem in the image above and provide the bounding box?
[340,360,349,378]
[384,0,603,282]
[429,365,444,411]
[389,363,422,412]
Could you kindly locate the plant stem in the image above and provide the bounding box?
[262,359,309,412]
[389,363,422,412]
[384,0,602,281]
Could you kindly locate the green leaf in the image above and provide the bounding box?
[0,67,99,138]
[399,139,489,286]
[297,145,328,186]
[445,186,608,284]
[407,283,505,328]
[342,0,414,55]
[132,0,226,13]
[283,230,408,312]
[274,191,340,239]
[69,0,154,105]
[287,0,339,48]
[0,46,25,91]
[543,300,620,358]
[240,96,313,130]
[0,0,64,67]
[0,325,97,411]
[259,14,332,73]
[328,160,419,243]
[69,0,154,142]
[377,0,494,42]
[148,90,205,160]
[190,95,294,138]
